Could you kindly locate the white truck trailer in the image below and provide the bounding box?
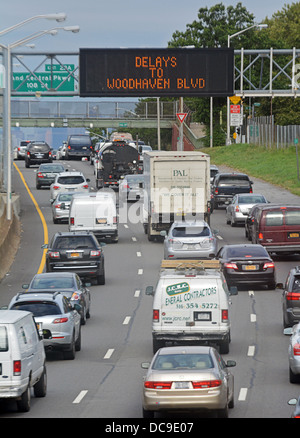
[143,151,211,241]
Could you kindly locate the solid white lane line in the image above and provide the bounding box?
[104,348,114,359]
[73,390,88,404]
[238,388,248,401]
[123,316,131,325]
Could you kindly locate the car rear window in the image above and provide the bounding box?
[0,326,8,352]
[11,301,61,317]
[54,236,95,249]
[153,353,214,370]
[31,277,74,289]
[238,195,265,203]
[29,144,49,152]
[172,226,210,238]
[218,176,250,186]
[40,164,64,172]
[226,246,268,258]
[57,176,85,185]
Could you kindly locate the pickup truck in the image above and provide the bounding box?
[211,172,253,210]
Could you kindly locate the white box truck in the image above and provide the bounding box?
[143,151,211,241]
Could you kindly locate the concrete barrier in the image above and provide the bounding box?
[0,194,21,280]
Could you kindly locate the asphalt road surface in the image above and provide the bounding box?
[0,157,300,419]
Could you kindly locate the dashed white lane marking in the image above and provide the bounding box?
[73,390,88,404]
[104,348,114,359]
[134,289,141,297]
[132,237,137,241]
[123,316,131,325]
[247,345,255,357]
[138,269,143,275]
[124,224,128,228]
[216,235,223,240]
[137,251,141,257]
[238,388,248,401]
[250,314,256,322]
[248,290,255,297]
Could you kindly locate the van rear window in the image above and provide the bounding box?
[285,211,300,225]
[0,326,8,352]
[265,211,283,226]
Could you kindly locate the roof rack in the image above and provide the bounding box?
[160,259,220,271]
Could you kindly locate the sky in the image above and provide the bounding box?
[0,0,293,51]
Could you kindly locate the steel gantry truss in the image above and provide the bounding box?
[1,48,300,99]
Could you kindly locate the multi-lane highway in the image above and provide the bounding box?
[1,157,300,418]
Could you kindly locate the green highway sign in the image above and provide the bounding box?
[12,72,75,93]
[45,64,75,72]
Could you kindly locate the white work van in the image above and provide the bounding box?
[69,192,118,242]
[0,310,48,412]
[146,260,237,354]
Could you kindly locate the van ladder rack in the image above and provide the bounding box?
[160,259,220,271]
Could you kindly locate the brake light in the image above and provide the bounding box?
[52,317,69,324]
[37,172,44,178]
[83,184,89,189]
[68,145,71,150]
[258,232,263,240]
[214,188,219,194]
[250,188,253,193]
[49,151,52,156]
[49,251,60,258]
[13,360,21,376]
[235,205,240,212]
[287,292,300,301]
[90,250,101,257]
[293,343,300,356]
[222,309,228,322]
[153,309,159,321]
[144,381,172,389]
[113,216,117,224]
[53,185,60,190]
[263,262,275,270]
[192,380,222,389]
[70,217,74,225]
[71,292,80,300]
[224,262,238,270]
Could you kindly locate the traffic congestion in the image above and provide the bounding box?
[1,133,300,418]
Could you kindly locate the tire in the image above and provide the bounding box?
[219,334,230,354]
[153,338,164,354]
[97,267,105,285]
[64,335,76,360]
[75,327,81,351]
[289,367,300,383]
[34,366,47,397]
[17,384,31,412]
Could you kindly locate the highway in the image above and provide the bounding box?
[0,157,300,419]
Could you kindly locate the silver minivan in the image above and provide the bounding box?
[0,310,47,412]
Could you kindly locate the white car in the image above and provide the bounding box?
[50,171,90,201]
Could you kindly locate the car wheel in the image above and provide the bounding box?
[289,367,300,383]
[33,365,47,397]
[25,161,30,168]
[97,271,105,285]
[75,327,81,351]
[219,334,230,354]
[17,384,31,412]
[64,335,76,360]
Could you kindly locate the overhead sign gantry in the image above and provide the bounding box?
[79,48,234,97]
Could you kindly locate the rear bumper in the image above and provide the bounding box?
[224,271,275,285]
[47,261,102,277]
[153,330,230,344]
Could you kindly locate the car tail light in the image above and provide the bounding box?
[13,360,21,376]
[222,309,228,322]
[250,188,253,193]
[153,309,159,321]
[83,184,89,189]
[224,262,238,270]
[144,381,172,389]
[287,292,300,301]
[90,250,101,257]
[49,151,52,156]
[214,188,219,194]
[192,379,222,389]
[263,262,275,270]
[52,317,69,324]
[258,232,263,240]
[70,217,74,225]
[235,205,240,212]
[293,343,300,356]
[49,251,60,258]
[37,172,44,178]
[52,185,60,190]
[68,145,71,150]
[71,292,80,300]
[113,216,117,224]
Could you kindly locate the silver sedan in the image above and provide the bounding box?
[163,220,217,259]
[225,193,268,226]
[141,345,236,418]
[284,322,300,383]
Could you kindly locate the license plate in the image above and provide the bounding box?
[96,218,107,224]
[288,232,300,238]
[194,312,211,321]
[175,382,189,389]
[35,154,43,158]
[70,252,80,258]
[243,265,258,271]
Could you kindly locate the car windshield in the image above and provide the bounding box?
[226,246,268,258]
[54,236,95,249]
[152,353,214,370]
[57,176,85,185]
[172,226,210,238]
[126,176,144,184]
[31,277,74,289]
[218,176,250,186]
[11,301,61,317]
[40,165,64,172]
[238,195,265,203]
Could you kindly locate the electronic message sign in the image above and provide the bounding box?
[79,48,234,97]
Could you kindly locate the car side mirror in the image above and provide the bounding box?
[145,286,154,296]
[226,360,236,368]
[229,286,238,296]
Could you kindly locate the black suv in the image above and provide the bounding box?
[279,266,300,327]
[211,172,253,209]
[45,231,105,285]
[25,141,52,168]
